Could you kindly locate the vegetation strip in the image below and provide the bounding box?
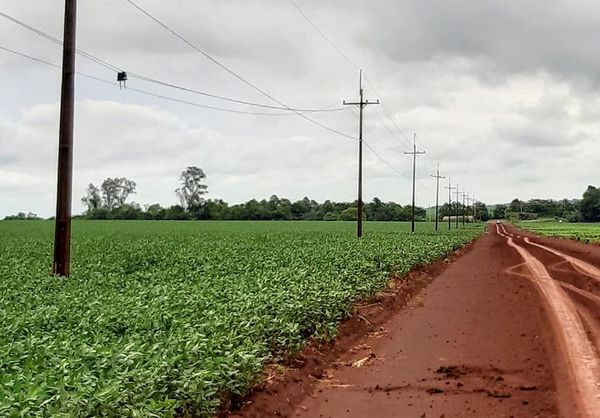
[517,221,600,244]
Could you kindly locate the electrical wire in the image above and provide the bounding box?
[0,9,345,114]
[0,10,122,72]
[128,73,345,113]
[3,43,418,195]
[288,0,360,71]
[363,75,414,145]
[123,0,357,141]
[283,1,436,176]
[0,45,343,117]
[284,0,438,173]
[345,107,411,178]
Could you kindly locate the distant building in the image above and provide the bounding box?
[441,215,475,222]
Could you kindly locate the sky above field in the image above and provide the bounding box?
[1,0,600,217]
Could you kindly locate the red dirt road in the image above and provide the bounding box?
[234,224,600,418]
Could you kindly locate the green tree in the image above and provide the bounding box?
[175,167,208,209]
[81,183,102,211]
[338,207,366,221]
[580,185,600,222]
[101,177,136,210]
[492,204,507,219]
[322,212,337,221]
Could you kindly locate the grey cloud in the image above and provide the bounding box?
[359,0,600,84]
[3,0,600,217]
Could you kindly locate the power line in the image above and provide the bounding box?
[123,0,358,140]
[0,10,121,72]
[347,106,411,178]
[2,45,415,205]
[282,3,418,148]
[363,140,409,178]
[363,75,414,146]
[0,9,345,114]
[4,5,444,192]
[0,45,348,117]
[288,0,360,70]
[371,106,412,149]
[128,74,345,113]
[364,77,443,185]
[127,86,323,116]
[284,2,429,170]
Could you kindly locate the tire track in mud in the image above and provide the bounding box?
[496,223,600,417]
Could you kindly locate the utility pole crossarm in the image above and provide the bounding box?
[343,99,381,106]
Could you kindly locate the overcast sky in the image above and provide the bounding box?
[1,0,599,218]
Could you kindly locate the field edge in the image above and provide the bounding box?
[225,235,483,418]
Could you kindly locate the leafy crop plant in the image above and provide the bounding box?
[0,220,482,417]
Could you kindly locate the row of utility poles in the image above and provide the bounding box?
[344,71,479,238]
[443,181,479,231]
[51,0,481,276]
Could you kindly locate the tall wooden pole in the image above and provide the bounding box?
[343,70,379,238]
[461,190,466,226]
[454,186,460,229]
[357,76,364,238]
[431,164,445,232]
[445,180,456,231]
[53,0,77,277]
[404,134,426,233]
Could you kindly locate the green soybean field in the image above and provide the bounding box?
[517,221,600,243]
[0,220,482,417]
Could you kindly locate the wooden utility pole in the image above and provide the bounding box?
[459,190,466,226]
[404,134,426,233]
[430,163,445,232]
[52,0,77,277]
[444,179,456,230]
[454,186,460,229]
[466,195,473,223]
[343,70,379,238]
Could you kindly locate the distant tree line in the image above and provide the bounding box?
[3,212,41,220]
[79,194,430,222]
[437,202,490,222]
[10,167,599,223]
[490,185,600,222]
[72,166,439,221]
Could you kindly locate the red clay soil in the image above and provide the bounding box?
[231,224,600,418]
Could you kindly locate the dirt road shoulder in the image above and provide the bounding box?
[233,226,560,417]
